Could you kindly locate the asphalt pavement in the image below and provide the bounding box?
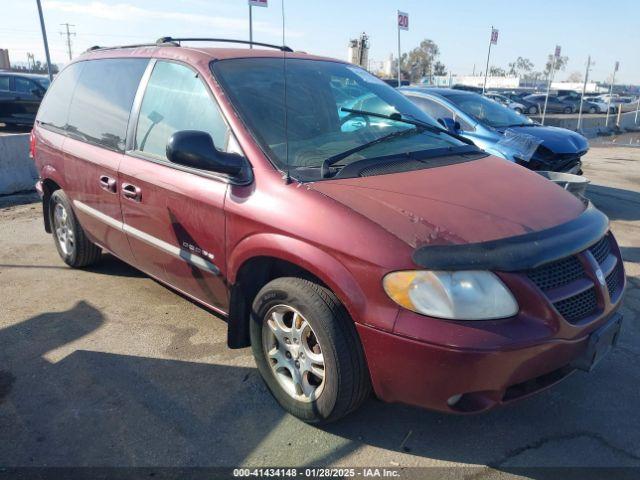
[0,145,638,476]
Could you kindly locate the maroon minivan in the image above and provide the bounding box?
[31,38,625,423]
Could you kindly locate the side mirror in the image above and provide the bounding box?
[437,117,461,133]
[166,130,244,176]
[31,88,44,98]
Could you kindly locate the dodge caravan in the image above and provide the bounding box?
[31,38,625,423]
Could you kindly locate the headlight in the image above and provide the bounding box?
[383,270,518,320]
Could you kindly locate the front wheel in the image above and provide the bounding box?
[563,107,573,114]
[528,105,538,114]
[250,277,370,423]
[514,107,523,114]
[588,107,597,114]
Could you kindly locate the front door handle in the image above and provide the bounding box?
[99,175,117,193]
[121,183,142,202]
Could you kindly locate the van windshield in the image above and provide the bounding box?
[211,58,470,180]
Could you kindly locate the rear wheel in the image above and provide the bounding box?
[514,107,523,114]
[250,277,370,423]
[49,190,102,267]
[588,106,597,114]
[563,106,573,114]
[528,105,538,114]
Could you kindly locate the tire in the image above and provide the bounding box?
[49,190,102,267]
[528,106,538,115]
[563,107,572,114]
[588,107,597,114]
[250,277,371,423]
[514,107,523,114]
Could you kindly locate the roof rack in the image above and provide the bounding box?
[84,41,178,53]
[156,37,293,52]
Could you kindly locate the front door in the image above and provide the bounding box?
[119,60,233,312]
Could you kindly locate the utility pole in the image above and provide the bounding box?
[59,23,76,61]
[35,0,53,81]
[605,61,619,127]
[577,55,592,131]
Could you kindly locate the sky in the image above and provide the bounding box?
[3,0,639,84]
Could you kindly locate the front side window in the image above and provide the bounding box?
[212,58,469,181]
[67,58,148,151]
[0,76,8,91]
[443,93,533,129]
[135,61,230,160]
[14,77,36,94]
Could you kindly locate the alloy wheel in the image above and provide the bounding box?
[53,202,74,256]
[262,304,326,402]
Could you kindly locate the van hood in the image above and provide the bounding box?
[499,125,589,155]
[311,155,586,248]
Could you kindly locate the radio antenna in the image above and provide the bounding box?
[281,0,291,184]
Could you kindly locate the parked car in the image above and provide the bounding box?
[583,96,614,114]
[32,39,625,423]
[558,95,603,114]
[485,92,526,113]
[400,87,588,173]
[0,72,50,126]
[523,94,575,114]
[501,92,540,114]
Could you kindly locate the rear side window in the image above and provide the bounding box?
[37,63,84,130]
[14,77,36,94]
[134,61,230,159]
[0,76,9,91]
[67,58,148,151]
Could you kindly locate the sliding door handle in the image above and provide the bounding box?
[99,175,117,193]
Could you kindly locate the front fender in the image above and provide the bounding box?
[228,233,370,324]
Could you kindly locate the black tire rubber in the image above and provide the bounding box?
[49,190,102,267]
[250,277,371,423]
[529,106,538,115]
[563,107,572,114]
[589,107,597,114]
[514,108,523,114]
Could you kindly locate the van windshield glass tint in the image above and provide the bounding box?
[211,58,468,180]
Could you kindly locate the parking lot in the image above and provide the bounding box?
[0,143,638,474]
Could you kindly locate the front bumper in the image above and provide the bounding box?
[357,311,623,414]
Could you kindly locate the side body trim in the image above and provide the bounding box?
[73,200,220,275]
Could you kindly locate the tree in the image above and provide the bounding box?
[489,66,506,76]
[508,57,534,76]
[400,39,440,82]
[566,71,582,82]
[544,54,569,78]
[433,61,447,76]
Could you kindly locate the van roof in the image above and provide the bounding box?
[77,41,341,66]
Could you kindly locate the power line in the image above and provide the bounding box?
[59,23,76,60]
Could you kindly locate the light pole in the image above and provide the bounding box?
[577,55,591,131]
[35,0,53,81]
[605,61,619,127]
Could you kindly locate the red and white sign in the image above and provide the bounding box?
[554,45,562,58]
[398,11,409,31]
[490,28,499,45]
[248,0,268,7]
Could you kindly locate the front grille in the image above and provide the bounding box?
[524,232,620,324]
[526,255,584,291]
[606,265,622,300]
[589,235,611,264]
[554,287,598,322]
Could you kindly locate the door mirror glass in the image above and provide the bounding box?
[437,117,461,133]
[166,130,244,176]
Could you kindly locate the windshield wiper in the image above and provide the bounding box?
[321,108,472,178]
[321,127,423,177]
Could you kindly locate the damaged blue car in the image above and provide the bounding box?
[400,87,588,174]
